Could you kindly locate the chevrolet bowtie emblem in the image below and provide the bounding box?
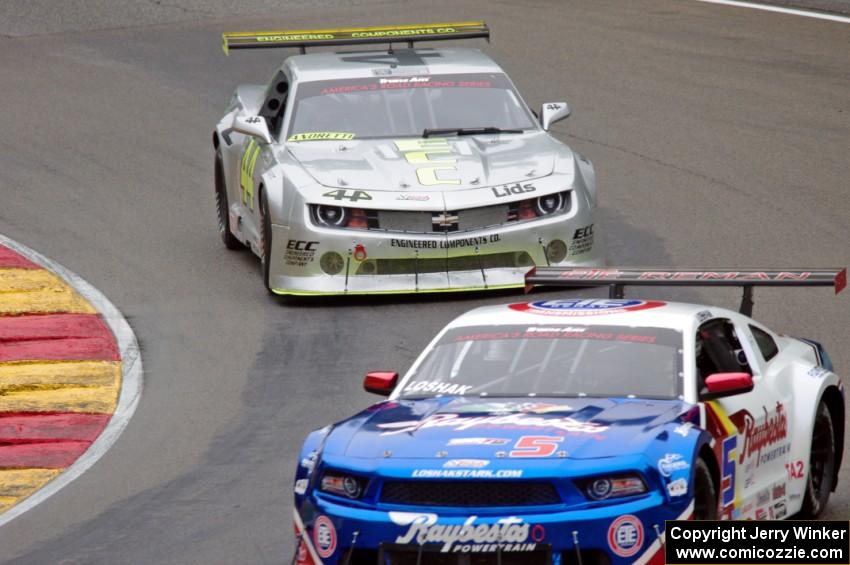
[432,212,459,227]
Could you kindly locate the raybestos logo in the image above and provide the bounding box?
[389,512,544,553]
[730,402,788,467]
[509,299,665,317]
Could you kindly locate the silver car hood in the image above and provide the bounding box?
[286,131,566,192]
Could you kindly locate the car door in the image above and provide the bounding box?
[696,317,791,520]
[234,72,289,249]
[229,131,264,248]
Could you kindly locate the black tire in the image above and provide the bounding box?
[692,458,718,520]
[215,148,241,250]
[259,190,273,293]
[799,401,836,518]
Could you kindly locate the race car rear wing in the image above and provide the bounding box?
[222,21,490,55]
[524,267,847,316]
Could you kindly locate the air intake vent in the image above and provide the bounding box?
[380,480,560,507]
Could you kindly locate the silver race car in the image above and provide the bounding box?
[214,22,603,295]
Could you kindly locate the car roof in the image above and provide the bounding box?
[448,299,738,332]
[284,47,505,82]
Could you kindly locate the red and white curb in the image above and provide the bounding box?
[0,234,143,527]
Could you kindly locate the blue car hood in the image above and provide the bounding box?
[327,396,689,461]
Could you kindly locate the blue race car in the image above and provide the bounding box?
[292,267,846,565]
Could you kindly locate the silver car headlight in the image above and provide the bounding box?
[535,192,566,215]
[314,205,351,227]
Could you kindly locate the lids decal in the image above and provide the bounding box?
[509,299,666,317]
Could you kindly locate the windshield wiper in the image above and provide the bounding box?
[422,126,524,138]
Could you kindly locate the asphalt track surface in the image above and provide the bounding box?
[0,1,848,563]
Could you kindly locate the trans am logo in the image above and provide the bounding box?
[509,299,665,317]
[377,413,608,436]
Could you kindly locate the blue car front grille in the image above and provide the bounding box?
[379,480,561,507]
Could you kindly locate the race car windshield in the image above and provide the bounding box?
[286,73,536,140]
[400,325,684,400]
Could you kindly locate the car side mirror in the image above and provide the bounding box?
[364,371,399,396]
[702,372,754,400]
[232,115,272,144]
[540,102,570,130]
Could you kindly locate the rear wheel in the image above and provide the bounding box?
[215,148,241,250]
[692,458,717,520]
[259,190,273,293]
[800,401,835,518]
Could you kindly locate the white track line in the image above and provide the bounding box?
[0,234,143,528]
[694,0,850,23]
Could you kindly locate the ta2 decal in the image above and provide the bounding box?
[786,459,805,480]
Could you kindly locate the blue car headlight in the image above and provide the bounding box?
[320,471,368,499]
[575,474,647,501]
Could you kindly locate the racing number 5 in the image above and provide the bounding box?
[509,436,564,458]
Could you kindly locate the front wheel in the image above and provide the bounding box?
[692,458,717,520]
[799,401,836,518]
[215,148,241,250]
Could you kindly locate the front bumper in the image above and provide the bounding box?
[293,494,692,565]
[268,206,603,295]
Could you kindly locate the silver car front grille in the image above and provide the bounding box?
[455,204,508,232]
[374,204,509,234]
[375,210,434,233]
